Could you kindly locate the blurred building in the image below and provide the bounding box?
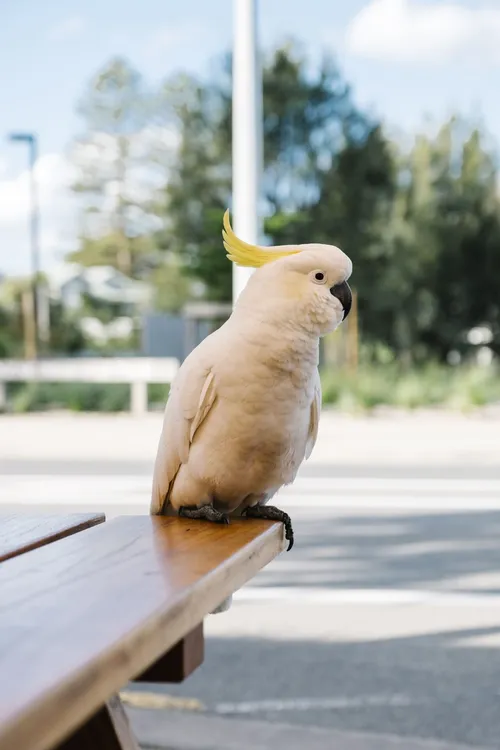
[142,302,232,361]
[49,264,151,314]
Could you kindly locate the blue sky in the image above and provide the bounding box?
[0,0,499,275]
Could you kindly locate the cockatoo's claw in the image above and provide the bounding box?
[179,505,229,524]
[242,505,294,551]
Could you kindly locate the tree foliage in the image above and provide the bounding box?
[70,57,161,278]
[69,46,500,363]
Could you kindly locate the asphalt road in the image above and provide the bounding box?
[2,454,500,748]
[134,502,500,749]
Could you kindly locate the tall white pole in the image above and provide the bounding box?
[232,0,263,304]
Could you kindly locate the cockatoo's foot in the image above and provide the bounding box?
[178,505,229,524]
[242,505,294,551]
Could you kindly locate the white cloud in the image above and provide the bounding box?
[346,0,500,65]
[48,16,86,42]
[0,154,78,275]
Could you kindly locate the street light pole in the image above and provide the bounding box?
[28,135,40,323]
[232,0,263,304]
[8,132,44,358]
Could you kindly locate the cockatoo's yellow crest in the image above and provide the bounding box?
[222,209,300,268]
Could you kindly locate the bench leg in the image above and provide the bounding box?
[135,622,204,683]
[56,695,140,750]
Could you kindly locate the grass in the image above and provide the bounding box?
[5,382,169,413]
[320,363,500,412]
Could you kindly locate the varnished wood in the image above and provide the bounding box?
[135,622,204,683]
[0,515,285,750]
[55,695,139,750]
[0,513,106,563]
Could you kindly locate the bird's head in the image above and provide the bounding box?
[223,210,353,336]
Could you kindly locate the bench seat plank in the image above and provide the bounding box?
[0,513,105,563]
[0,515,284,750]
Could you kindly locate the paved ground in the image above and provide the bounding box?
[1,408,499,467]
[128,709,495,750]
[1,411,500,749]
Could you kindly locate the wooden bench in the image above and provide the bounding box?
[0,513,105,563]
[0,512,285,750]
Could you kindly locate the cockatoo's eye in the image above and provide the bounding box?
[312,270,327,284]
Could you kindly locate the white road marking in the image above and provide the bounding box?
[1,475,499,511]
[289,477,500,494]
[215,693,416,714]
[120,690,205,712]
[270,495,500,510]
[3,475,500,492]
[119,690,419,715]
[233,586,500,607]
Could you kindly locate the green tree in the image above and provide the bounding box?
[69,50,500,366]
[156,70,232,301]
[161,44,378,301]
[362,118,500,363]
[426,122,500,359]
[70,57,159,278]
[149,254,192,313]
[0,304,22,358]
[48,302,87,355]
[307,124,398,346]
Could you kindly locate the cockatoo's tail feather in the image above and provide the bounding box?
[222,209,300,267]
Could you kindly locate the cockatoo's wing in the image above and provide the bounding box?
[150,361,217,515]
[305,369,321,460]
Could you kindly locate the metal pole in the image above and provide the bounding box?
[8,132,45,358]
[232,0,263,304]
[21,286,37,360]
[28,135,45,353]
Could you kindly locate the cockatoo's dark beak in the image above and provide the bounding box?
[330,281,352,319]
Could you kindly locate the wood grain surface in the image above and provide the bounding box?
[0,514,105,563]
[0,515,285,750]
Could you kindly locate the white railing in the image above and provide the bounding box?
[0,357,179,415]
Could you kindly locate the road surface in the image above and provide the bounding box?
[1,412,499,749]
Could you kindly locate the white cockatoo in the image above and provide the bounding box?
[151,210,352,569]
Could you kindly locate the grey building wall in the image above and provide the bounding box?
[141,314,213,361]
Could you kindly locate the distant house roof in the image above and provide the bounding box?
[50,264,151,307]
